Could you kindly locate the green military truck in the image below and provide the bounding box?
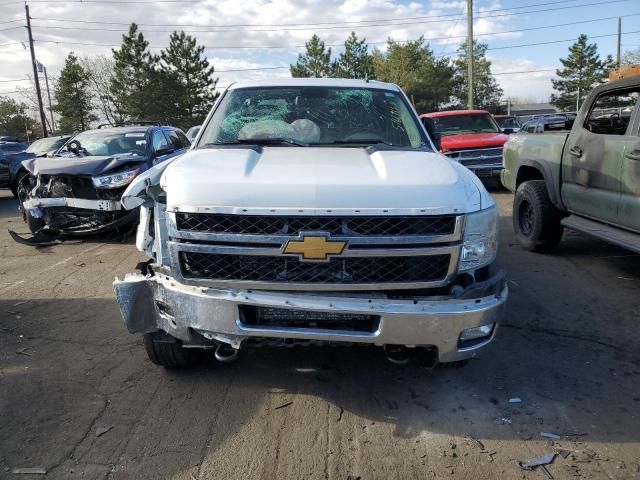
[502,76,640,253]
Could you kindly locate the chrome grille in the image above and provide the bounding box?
[179,252,450,284]
[175,213,456,236]
[444,146,503,167]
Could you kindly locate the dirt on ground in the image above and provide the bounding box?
[1,189,639,480]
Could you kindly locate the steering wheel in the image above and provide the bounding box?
[67,139,82,153]
[128,147,146,156]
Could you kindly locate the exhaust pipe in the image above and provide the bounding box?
[215,343,239,363]
[384,345,410,365]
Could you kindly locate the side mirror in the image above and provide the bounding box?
[502,128,514,135]
[421,117,441,151]
[155,145,175,157]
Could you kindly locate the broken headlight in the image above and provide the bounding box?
[91,168,140,189]
[459,205,498,272]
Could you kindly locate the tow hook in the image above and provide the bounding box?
[215,343,240,363]
[384,345,410,365]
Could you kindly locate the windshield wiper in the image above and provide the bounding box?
[206,137,309,147]
[320,139,395,146]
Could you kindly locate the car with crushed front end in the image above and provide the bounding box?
[113,79,508,368]
[11,123,190,246]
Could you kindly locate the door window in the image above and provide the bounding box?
[584,88,640,136]
[163,129,190,150]
[151,129,170,153]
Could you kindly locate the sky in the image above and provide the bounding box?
[0,0,639,114]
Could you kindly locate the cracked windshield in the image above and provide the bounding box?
[199,86,425,147]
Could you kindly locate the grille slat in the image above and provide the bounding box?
[179,252,450,284]
[444,147,503,168]
[176,213,456,236]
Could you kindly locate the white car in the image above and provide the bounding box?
[114,78,507,368]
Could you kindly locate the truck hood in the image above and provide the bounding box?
[441,132,508,151]
[22,154,148,176]
[149,146,485,215]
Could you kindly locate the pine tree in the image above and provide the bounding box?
[372,38,454,112]
[290,35,333,77]
[110,23,159,121]
[334,32,373,79]
[53,52,95,131]
[551,34,615,111]
[451,40,504,112]
[160,31,218,128]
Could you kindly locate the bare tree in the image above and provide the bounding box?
[622,48,640,65]
[81,54,126,125]
[16,73,56,133]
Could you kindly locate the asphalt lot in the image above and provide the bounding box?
[1,188,639,480]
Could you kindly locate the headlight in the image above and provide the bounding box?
[91,168,140,189]
[459,205,498,272]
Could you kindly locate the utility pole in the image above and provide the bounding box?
[616,17,622,67]
[37,61,55,132]
[467,0,474,110]
[25,3,47,138]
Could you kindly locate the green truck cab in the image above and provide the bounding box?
[502,76,640,253]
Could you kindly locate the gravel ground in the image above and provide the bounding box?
[1,189,639,480]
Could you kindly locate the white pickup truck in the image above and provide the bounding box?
[114,79,507,367]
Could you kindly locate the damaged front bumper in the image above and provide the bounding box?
[22,196,122,211]
[113,267,508,363]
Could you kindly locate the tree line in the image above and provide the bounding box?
[290,32,504,114]
[1,29,638,140]
[52,23,218,133]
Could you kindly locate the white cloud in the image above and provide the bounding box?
[490,57,556,103]
[0,0,550,105]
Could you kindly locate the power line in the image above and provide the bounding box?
[31,15,640,53]
[0,18,22,25]
[27,0,631,32]
[0,41,23,47]
[0,78,30,83]
[492,68,557,75]
[27,0,588,28]
[31,13,640,46]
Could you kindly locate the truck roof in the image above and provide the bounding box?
[227,78,400,91]
[422,110,491,118]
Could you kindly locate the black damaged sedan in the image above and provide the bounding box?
[12,123,190,246]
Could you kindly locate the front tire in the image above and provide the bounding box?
[513,180,563,252]
[26,209,45,233]
[143,332,201,368]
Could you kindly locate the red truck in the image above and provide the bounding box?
[420,110,508,183]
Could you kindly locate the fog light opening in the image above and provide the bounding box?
[458,323,495,349]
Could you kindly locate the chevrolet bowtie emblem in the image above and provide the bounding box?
[283,233,346,261]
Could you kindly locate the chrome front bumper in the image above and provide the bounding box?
[113,268,508,363]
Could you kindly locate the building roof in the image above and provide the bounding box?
[226,78,400,91]
[510,103,558,114]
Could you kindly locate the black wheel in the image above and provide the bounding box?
[143,332,201,368]
[513,180,563,252]
[26,209,46,233]
[11,168,28,198]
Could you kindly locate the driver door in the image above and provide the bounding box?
[561,86,640,225]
